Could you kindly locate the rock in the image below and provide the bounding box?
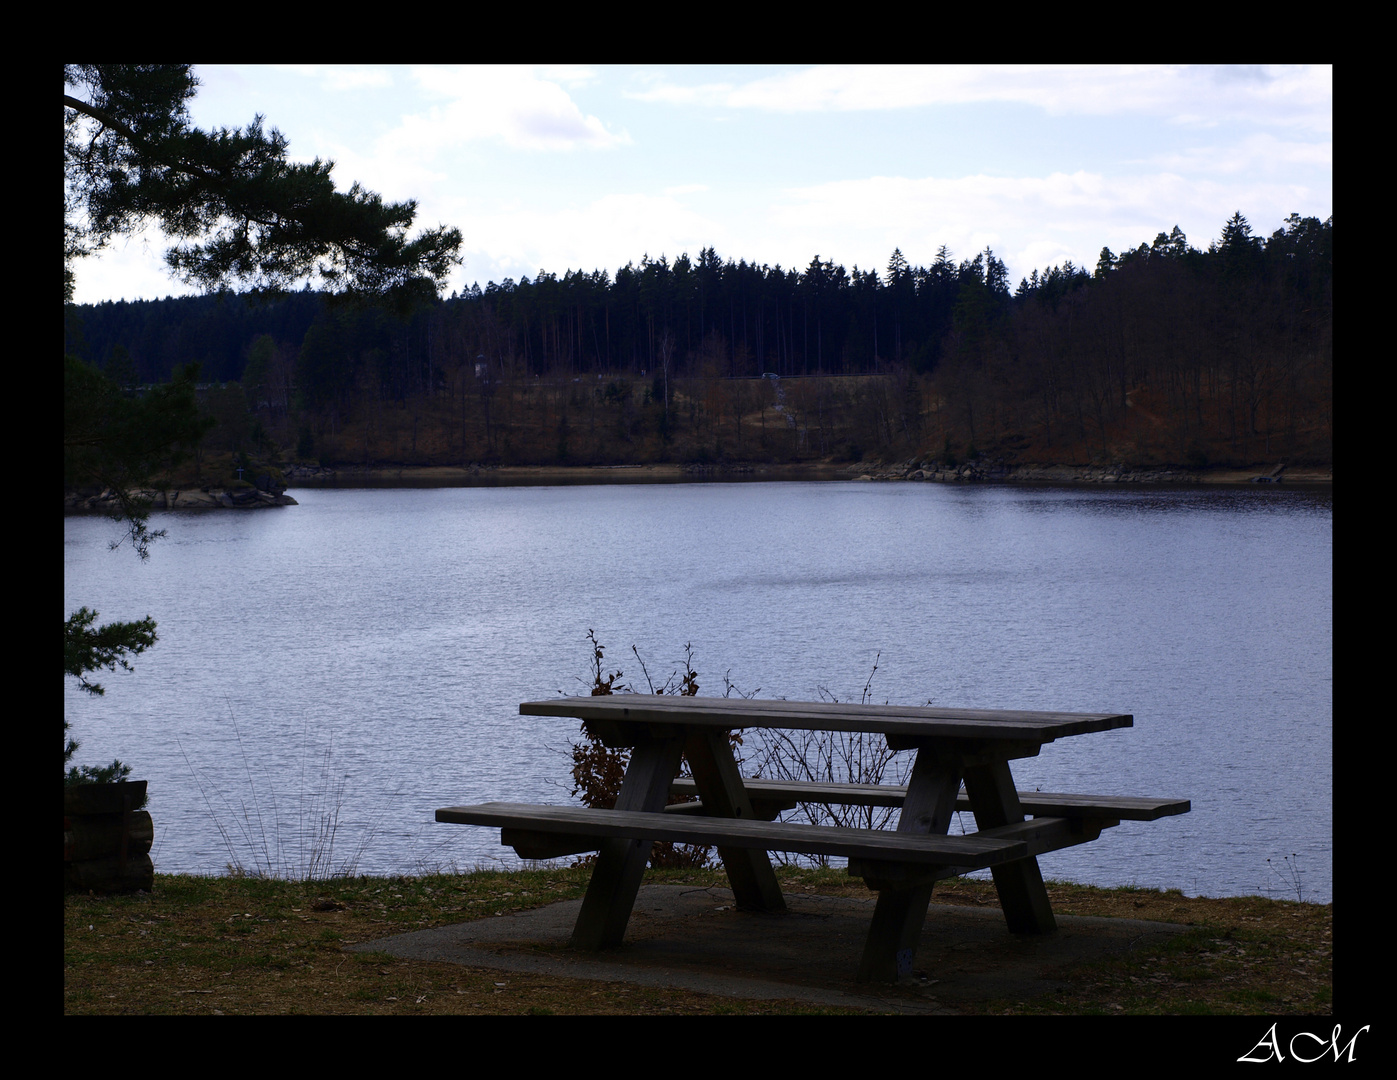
[169,489,222,508]
[65,486,295,513]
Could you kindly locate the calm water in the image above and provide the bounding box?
[63,481,1332,902]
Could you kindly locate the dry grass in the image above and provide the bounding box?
[64,867,1331,1016]
[64,867,854,1015]
[934,877,1332,1015]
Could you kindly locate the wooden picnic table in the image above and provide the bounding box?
[437,695,1189,982]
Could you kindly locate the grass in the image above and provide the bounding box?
[64,866,1331,1016]
[953,879,1335,1016]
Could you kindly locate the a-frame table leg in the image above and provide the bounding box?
[857,751,963,982]
[569,733,687,950]
[684,728,786,912]
[962,758,1056,933]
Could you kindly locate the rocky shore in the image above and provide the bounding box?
[282,458,1331,487]
[278,461,855,486]
[851,458,1332,485]
[64,486,298,513]
[67,459,1328,511]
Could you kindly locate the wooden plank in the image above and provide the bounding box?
[523,694,1131,739]
[991,791,1189,821]
[499,828,598,860]
[973,815,1110,855]
[520,696,1132,743]
[504,813,1114,864]
[526,695,1129,727]
[667,779,1189,820]
[849,820,1102,888]
[436,802,1028,867]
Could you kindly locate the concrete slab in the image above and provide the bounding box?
[349,884,1192,1014]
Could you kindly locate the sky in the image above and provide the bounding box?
[67,64,1333,305]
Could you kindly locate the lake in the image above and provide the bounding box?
[63,479,1333,902]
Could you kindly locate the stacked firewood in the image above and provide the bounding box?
[64,781,154,893]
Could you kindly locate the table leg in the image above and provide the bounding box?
[683,729,786,912]
[857,751,963,982]
[962,758,1056,934]
[569,733,687,950]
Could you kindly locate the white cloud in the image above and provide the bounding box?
[626,76,737,107]
[765,169,1322,282]
[68,226,201,306]
[630,64,1331,131]
[447,191,726,285]
[384,66,631,155]
[314,140,450,210]
[275,65,394,92]
[538,65,600,89]
[1143,132,1332,176]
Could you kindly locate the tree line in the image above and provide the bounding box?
[65,211,1332,470]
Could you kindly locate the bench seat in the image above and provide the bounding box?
[436,801,1030,868]
[667,778,1189,822]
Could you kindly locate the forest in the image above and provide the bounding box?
[63,211,1332,478]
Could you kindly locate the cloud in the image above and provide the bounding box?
[434,160,1329,296]
[313,140,450,210]
[629,64,1331,131]
[765,169,1326,283]
[444,190,727,286]
[68,226,202,306]
[275,65,394,92]
[380,66,631,156]
[1143,132,1333,176]
[538,65,600,89]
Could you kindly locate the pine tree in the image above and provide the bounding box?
[887,247,909,282]
[64,64,462,783]
[64,65,461,309]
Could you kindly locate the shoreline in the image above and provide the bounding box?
[280,459,1332,489]
[64,487,298,513]
[63,460,1332,515]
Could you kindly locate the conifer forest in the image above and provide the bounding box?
[63,212,1331,474]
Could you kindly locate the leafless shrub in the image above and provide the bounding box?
[743,654,915,866]
[180,703,380,880]
[569,631,713,869]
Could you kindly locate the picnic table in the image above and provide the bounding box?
[437,695,1189,982]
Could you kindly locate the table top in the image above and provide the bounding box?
[520,695,1132,744]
